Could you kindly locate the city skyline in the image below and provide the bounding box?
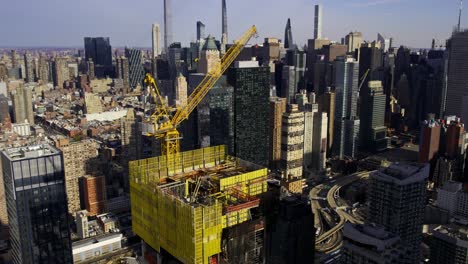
[0,0,463,48]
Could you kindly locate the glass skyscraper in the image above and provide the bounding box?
[125,48,144,89]
[2,144,72,264]
[84,37,113,78]
[84,37,112,67]
[228,61,270,166]
[332,56,360,158]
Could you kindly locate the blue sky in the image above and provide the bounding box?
[0,0,462,48]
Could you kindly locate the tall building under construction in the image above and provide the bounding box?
[130,146,268,264]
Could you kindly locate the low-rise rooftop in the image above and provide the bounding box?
[3,144,59,160]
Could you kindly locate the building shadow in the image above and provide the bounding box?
[0,218,11,263]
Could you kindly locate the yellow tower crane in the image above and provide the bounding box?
[143,25,258,156]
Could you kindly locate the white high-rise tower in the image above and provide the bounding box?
[152,23,161,58]
[314,5,322,39]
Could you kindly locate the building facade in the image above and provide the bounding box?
[228,61,270,167]
[82,175,107,216]
[368,163,429,263]
[12,85,34,124]
[281,104,304,178]
[345,31,363,53]
[360,81,388,152]
[446,30,468,116]
[198,36,220,74]
[84,37,112,67]
[419,118,441,163]
[314,5,322,39]
[269,97,287,169]
[2,144,72,263]
[57,139,99,214]
[125,48,144,89]
[342,223,406,263]
[152,23,162,59]
[429,224,468,264]
[332,56,359,158]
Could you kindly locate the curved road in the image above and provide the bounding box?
[315,171,370,244]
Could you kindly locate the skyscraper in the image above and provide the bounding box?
[269,97,287,169]
[281,104,304,178]
[286,48,306,91]
[196,76,235,153]
[125,48,144,88]
[53,57,68,89]
[38,54,49,83]
[264,38,281,67]
[12,85,34,124]
[196,21,205,41]
[345,31,363,53]
[24,52,34,83]
[152,23,162,59]
[312,111,328,171]
[284,18,294,49]
[84,37,112,67]
[175,73,187,107]
[318,88,335,155]
[164,0,173,51]
[222,0,228,43]
[115,56,130,90]
[360,81,388,152]
[445,30,468,116]
[0,95,9,123]
[2,144,72,263]
[265,195,315,263]
[11,50,17,69]
[314,5,322,39]
[121,108,142,163]
[368,163,428,263]
[228,61,270,166]
[377,33,391,53]
[281,65,296,103]
[57,139,99,214]
[86,59,95,80]
[333,56,359,158]
[198,36,220,74]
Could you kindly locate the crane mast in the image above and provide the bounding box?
[144,25,258,156]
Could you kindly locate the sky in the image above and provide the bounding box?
[0,0,463,48]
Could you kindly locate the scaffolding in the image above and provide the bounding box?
[130,145,269,264]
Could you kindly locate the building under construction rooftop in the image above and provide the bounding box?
[130,145,268,264]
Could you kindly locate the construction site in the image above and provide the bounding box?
[130,145,269,264]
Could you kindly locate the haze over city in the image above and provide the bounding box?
[0,0,463,48]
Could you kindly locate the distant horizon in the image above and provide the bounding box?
[0,0,463,49]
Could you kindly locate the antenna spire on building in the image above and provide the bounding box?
[459,0,463,32]
[164,0,173,52]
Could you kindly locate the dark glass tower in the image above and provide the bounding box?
[228,61,270,166]
[284,18,294,49]
[84,37,112,66]
[2,144,72,264]
[333,56,360,158]
[84,37,113,78]
[196,21,205,41]
[368,163,428,263]
[125,48,144,89]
